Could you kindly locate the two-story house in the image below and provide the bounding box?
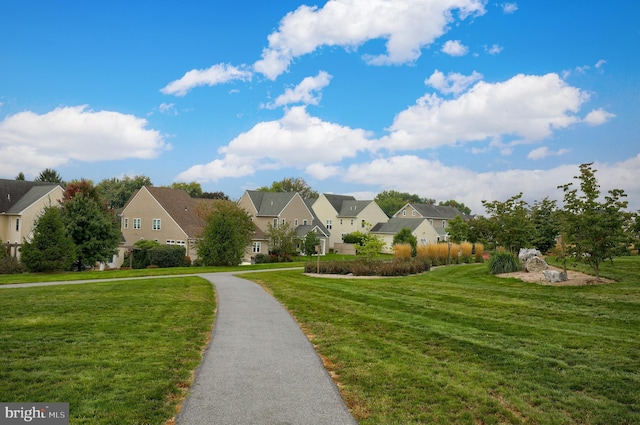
[311,193,388,251]
[0,179,64,258]
[120,186,217,265]
[238,190,329,255]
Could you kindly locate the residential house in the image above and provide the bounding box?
[311,193,388,251]
[0,179,64,258]
[238,190,329,255]
[120,186,216,265]
[389,202,463,244]
[369,218,441,253]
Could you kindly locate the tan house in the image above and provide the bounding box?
[238,190,329,255]
[369,218,442,253]
[393,203,462,242]
[0,179,64,258]
[120,186,216,265]
[311,193,388,251]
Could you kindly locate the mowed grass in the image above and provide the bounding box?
[0,277,215,425]
[246,257,640,424]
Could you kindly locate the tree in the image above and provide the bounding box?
[196,200,255,266]
[266,221,298,259]
[482,193,535,253]
[35,168,63,183]
[558,163,631,278]
[62,192,121,271]
[355,232,386,261]
[15,172,25,181]
[257,177,319,199]
[530,197,560,253]
[63,179,101,204]
[201,191,230,200]
[21,206,76,272]
[393,227,417,256]
[439,200,471,215]
[96,175,152,209]
[171,181,203,198]
[446,215,470,243]
[374,190,435,218]
[302,231,321,256]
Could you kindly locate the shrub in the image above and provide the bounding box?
[393,243,412,260]
[343,232,366,245]
[304,258,430,276]
[460,242,473,263]
[474,243,485,263]
[148,245,187,268]
[487,251,522,274]
[0,255,25,274]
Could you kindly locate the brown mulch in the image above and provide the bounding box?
[496,265,614,286]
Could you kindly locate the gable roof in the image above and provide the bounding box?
[338,200,373,217]
[0,179,62,214]
[408,203,461,219]
[245,190,303,217]
[370,218,426,234]
[322,193,356,213]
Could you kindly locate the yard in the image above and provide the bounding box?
[246,257,640,424]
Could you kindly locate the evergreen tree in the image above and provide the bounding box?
[34,168,63,183]
[21,206,76,272]
[302,231,321,256]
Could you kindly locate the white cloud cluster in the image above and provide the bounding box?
[502,3,518,14]
[441,40,469,56]
[161,63,252,97]
[527,146,570,160]
[584,108,616,126]
[485,44,503,55]
[264,71,333,109]
[381,73,591,151]
[0,106,168,177]
[425,70,483,95]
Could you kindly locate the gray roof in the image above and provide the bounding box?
[0,179,62,214]
[322,193,356,213]
[246,190,299,217]
[409,203,461,219]
[338,200,373,217]
[370,218,424,234]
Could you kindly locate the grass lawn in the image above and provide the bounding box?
[245,257,640,424]
[0,277,215,425]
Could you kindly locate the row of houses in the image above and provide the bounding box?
[1,179,463,267]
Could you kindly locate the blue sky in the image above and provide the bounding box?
[1,0,639,214]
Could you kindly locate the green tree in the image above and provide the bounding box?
[257,177,319,199]
[201,191,230,200]
[302,231,321,256]
[15,172,25,181]
[96,175,152,209]
[558,163,631,278]
[482,193,535,253]
[355,232,386,261]
[530,197,560,253]
[266,221,299,259]
[62,192,121,271]
[374,190,435,218]
[35,168,63,183]
[439,200,471,215]
[446,215,470,243]
[21,206,76,272]
[196,200,255,266]
[393,227,417,256]
[467,215,499,249]
[171,181,203,198]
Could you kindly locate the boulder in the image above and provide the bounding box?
[543,270,568,282]
[526,256,548,273]
[519,248,542,262]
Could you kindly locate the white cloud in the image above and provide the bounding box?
[305,163,343,180]
[527,146,570,160]
[253,0,486,79]
[381,73,589,151]
[161,63,252,97]
[441,40,469,56]
[485,44,503,55]
[583,108,616,126]
[425,70,483,95]
[502,3,518,14]
[159,103,178,115]
[176,106,374,182]
[265,71,332,109]
[595,59,606,69]
[0,106,168,176]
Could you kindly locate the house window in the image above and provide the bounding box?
[303,219,308,225]
[133,218,141,229]
[252,242,261,253]
[350,219,354,226]
[153,219,161,230]
[412,210,416,217]
[177,240,186,246]
[429,219,433,226]
[442,220,447,228]
[282,218,286,225]
[402,210,406,216]
[15,218,20,231]
[340,219,343,225]
[326,219,332,230]
[361,219,366,228]
[273,218,278,228]
[124,218,129,229]
[294,219,299,226]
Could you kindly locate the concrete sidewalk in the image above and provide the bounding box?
[176,273,357,425]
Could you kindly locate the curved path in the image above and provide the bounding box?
[1,273,357,425]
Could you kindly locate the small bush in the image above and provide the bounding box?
[304,258,430,276]
[0,256,25,274]
[393,243,412,260]
[148,245,187,268]
[460,242,473,263]
[474,243,485,263]
[487,251,522,274]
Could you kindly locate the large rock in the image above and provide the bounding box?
[543,270,568,282]
[519,248,542,262]
[526,256,548,272]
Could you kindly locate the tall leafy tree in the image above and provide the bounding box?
[62,192,121,271]
[482,193,535,253]
[558,163,631,278]
[530,197,560,253]
[96,175,152,209]
[468,216,499,250]
[375,190,435,218]
[257,177,319,199]
[15,172,25,181]
[446,215,470,243]
[266,221,299,258]
[201,191,230,200]
[302,231,321,256]
[171,181,203,198]
[21,206,76,272]
[439,200,471,215]
[196,200,255,266]
[34,168,63,183]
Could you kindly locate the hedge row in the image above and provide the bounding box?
[304,258,431,276]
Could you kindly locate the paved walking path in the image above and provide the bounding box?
[176,273,357,425]
[2,272,357,424]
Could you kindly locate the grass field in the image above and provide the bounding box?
[246,257,640,424]
[0,277,215,425]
